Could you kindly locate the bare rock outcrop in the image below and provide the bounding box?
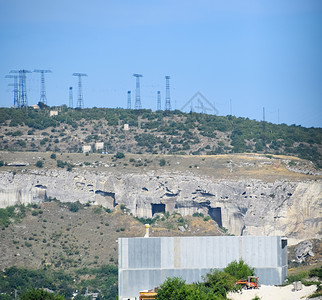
[295,241,315,263]
[0,169,321,244]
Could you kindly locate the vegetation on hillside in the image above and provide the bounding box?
[0,204,29,229]
[0,107,321,168]
[0,265,117,299]
[0,201,224,300]
[20,288,65,300]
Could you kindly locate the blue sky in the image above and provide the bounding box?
[0,0,321,128]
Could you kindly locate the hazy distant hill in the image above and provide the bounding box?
[0,107,321,168]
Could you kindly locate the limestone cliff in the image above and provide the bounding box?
[0,167,321,245]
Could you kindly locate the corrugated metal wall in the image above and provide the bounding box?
[118,236,287,299]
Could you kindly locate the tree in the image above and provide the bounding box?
[69,202,79,212]
[155,277,188,300]
[156,277,221,300]
[224,259,254,280]
[56,160,65,168]
[36,160,43,168]
[202,270,239,298]
[159,159,166,166]
[20,288,65,300]
[115,152,125,159]
[38,102,50,110]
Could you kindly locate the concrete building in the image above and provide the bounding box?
[82,145,91,153]
[118,236,287,299]
[95,142,104,151]
[124,124,129,131]
[49,110,58,117]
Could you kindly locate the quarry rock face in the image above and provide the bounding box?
[295,241,315,263]
[0,169,321,244]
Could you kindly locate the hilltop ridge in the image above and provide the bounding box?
[0,107,321,168]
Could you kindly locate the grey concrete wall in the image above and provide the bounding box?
[118,236,287,299]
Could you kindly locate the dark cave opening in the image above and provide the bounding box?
[151,203,165,216]
[208,207,222,227]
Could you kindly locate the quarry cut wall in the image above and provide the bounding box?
[0,169,321,243]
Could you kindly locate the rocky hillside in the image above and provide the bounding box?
[0,151,321,246]
[0,107,321,168]
[0,200,223,271]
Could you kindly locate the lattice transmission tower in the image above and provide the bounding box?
[10,70,31,107]
[34,69,52,105]
[5,74,19,107]
[73,73,87,108]
[133,74,143,109]
[127,91,131,109]
[157,91,161,111]
[69,87,73,108]
[165,76,171,111]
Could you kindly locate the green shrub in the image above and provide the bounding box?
[31,210,39,216]
[119,204,127,211]
[156,266,247,299]
[69,202,80,213]
[20,288,65,300]
[56,160,65,168]
[155,277,187,300]
[135,216,159,225]
[0,205,27,228]
[288,160,296,166]
[286,272,307,283]
[159,159,166,166]
[36,160,43,168]
[115,152,125,159]
[224,260,254,280]
[192,212,204,218]
[92,206,102,214]
[203,269,239,297]
[66,164,73,172]
[309,266,322,279]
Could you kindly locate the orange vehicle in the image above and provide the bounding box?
[235,276,260,289]
[139,289,157,300]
